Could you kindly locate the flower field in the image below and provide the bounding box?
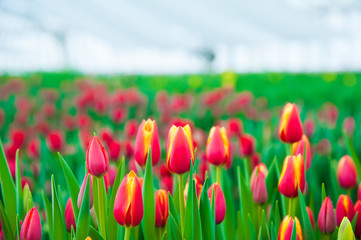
[0,72,361,240]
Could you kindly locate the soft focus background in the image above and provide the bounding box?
[1,0,361,73]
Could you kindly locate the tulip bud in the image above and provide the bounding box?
[226,118,243,138]
[292,134,312,170]
[155,189,169,227]
[86,136,109,177]
[114,170,143,227]
[78,173,93,209]
[337,155,358,189]
[166,125,195,175]
[342,117,355,137]
[239,134,255,157]
[278,215,303,240]
[278,154,305,198]
[306,206,315,230]
[108,140,121,162]
[318,196,336,234]
[250,164,268,205]
[20,207,42,240]
[206,126,230,166]
[354,200,361,238]
[304,118,315,138]
[337,217,355,240]
[65,198,76,232]
[125,119,138,139]
[358,183,361,200]
[134,119,161,167]
[278,103,303,143]
[184,174,203,203]
[46,130,64,152]
[208,183,226,225]
[336,195,355,226]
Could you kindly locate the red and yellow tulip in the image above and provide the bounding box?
[278,154,305,198]
[86,136,109,177]
[279,103,303,143]
[278,215,303,240]
[155,189,169,227]
[206,126,230,166]
[336,195,355,226]
[337,155,358,189]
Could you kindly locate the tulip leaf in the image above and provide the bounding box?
[76,175,90,240]
[168,213,182,240]
[321,183,326,202]
[351,212,358,230]
[15,150,23,219]
[168,191,180,229]
[337,217,355,240]
[142,147,156,240]
[270,222,277,240]
[89,225,105,240]
[58,152,80,219]
[298,187,315,240]
[51,175,66,240]
[16,214,20,240]
[258,209,270,240]
[93,176,108,239]
[42,191,53,239]
[108,157,125,240]
[0,139,16,236]
[199,178,215,240]
[247,213,257,240]
[0,200,14,240]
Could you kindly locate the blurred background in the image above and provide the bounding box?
[1,0,361,74]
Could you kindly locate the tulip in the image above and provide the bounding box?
[134,119,161,167]
[206,126,230,166]
[184,174,203,203]
[155,189,169,227]
[304,118,315,138]
[46,130,64,152]
[306,206,315,230]
[239,134,255,157]
[278,154,305,198]
[354,200,361,238]
[65,198,76,232]
[292,134,312,170]
[226,118,243,137]
[278,215,303,240]
[337,217,355,240]
[208,183,226,225]
[358,183,361,200]
[20,207,42,240]
[125,119,138,139]
[318,196,336,234]
[337,155,358,189]
[86,136,109,177]
[114,170,143,227]
[166,124,195,175]
[77,173,93,208]
[250,164,268,205]
[336,195,355,226]
[316,138,332,156]
[108,140,122,161]
[26,138,40,160]
[278,103,303,143]
[343,117,355,137]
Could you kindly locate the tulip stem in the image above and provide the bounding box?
[216,167,221,184]
[288,198,294,216]
[124,227,131,240]
[178,174,185,235]
[347,189,351,198]
[97,177,107,240]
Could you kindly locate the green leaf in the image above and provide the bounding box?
[42,191,53,239]
[298,188,315,240]
[351,212,358,230]
[168,213,182,240]
[168,191,180,229]
[247,213,257,240]
[258,209,270,240]
[221,171,236,240]
[93,176,108,239]
[108,158,125,240]
[0,139,16,236]
[51,175,66,240]
[76,175,90,240]
[15,150,23,219]
[270,222,277,240]
[321,183,326,202]
[142,147,156,240]
[199,178,215,240]
[89,225,105,240]
[58,152,80,219]
[0,200,14,240]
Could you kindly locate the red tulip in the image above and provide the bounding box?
[226,118,243,138]
[278,154,305,198]
[26,138,40,160]
[78,173,93,208]
[166,125,195,175]
[250,164,268,205]
[20,207,42,240]
[46,130,64,152]
[155,189,169,227]
[293,134,312,170]
[278,103,303,143]
[114,170,143,227]
[239,134,255,157]
[65,198,76,232]
[160,176,173,194]
[108,140,122,162]
[184,174,203,203]
[354,200,361,238]
[134,119,161,167]
[318,196,336,234]
[342,117,355,137]
[208,183,226,225]
[336,194,355,227]
[206,126,230,166]
[86,136,109,177]
[304,118,315,138]
[316,138,331,156]
[11,128,26,148]
[306,207,315,230]
[278,215,303,240]
[337,155,358,189]
[125,119,138,139]
[358,183,361,200]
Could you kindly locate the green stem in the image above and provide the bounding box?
[216,167,222,184]
[178,174,185,235]
[323,233,331,240]
[347,189,352,198]
[289,144,293,156]
[124,227,131,240]
[97,177,107,240]
[257,205,262,230]
[288,198,294,217]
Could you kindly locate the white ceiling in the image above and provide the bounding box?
[0,0,360,73]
